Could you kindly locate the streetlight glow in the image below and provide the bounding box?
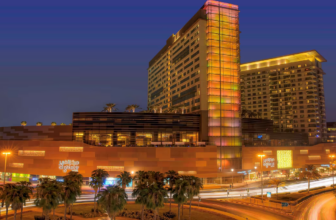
[257,154,265,204]
[2,151,11,184]
[329,155,335,188]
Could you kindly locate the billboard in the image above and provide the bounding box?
[277,150,293,169]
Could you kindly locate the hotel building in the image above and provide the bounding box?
[240,51,327,144]
[148,0,242,170]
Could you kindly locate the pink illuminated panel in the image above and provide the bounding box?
[206,0,241,168]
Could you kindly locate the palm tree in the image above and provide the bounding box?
[125,105,141,113]
[97,185,128,220]
[0,183,15,220]
[186,176,203,220]
[165,170,179,211]
[173,179,189,220]
[248,111,256,118]
[299,165,321,192]
[178,104,187,114]
[256,111,262,119]
[36,122,42,126]
[132,177,148,220]
[35,178,62,220]
[117,171,132,189]
[64,171,83,219]
[90,169,109,215]
[62,171,83,220]
[21,121,27,126]
[168,106,180,114]
[16,181,33,220]
[268,179,285,199]
[51,122,57,126]
[147,171,164,185]
[150,104,161,113]
[60,123,66,126]
[105,103,117,113]
[145,184,167,220]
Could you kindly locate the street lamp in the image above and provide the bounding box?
[329,155,335,188]
[231,168,234,188]
[2,152,11,185]
[258,154,265,204]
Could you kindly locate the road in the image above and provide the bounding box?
[295,191,336,220]
[193,200,291,220]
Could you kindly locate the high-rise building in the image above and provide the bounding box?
[240,50,327,144]
[148,0,241,170]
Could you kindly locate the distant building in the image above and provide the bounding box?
[327,122,336,143]
[240,50,327,144]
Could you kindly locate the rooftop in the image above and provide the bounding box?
[241,50,327,71]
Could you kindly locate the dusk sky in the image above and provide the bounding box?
[0,0,335,126]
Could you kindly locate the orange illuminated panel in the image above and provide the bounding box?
[59,147,84,152]
[97,166,124,172]
[18,150,45,156]
[178,171,197,175]
[9,163,24,168]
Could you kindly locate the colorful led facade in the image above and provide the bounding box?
[277,150,293,168]
[205,1,241,169]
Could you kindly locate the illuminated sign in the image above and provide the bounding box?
[59,160,79,173]
[9,163,24,168]
[263,158,275,168]
[59,147,83,152]
[277,150,292,169]
[97,166,124,172]
[18,150,45,156]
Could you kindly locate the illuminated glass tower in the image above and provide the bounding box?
[205,1,241,170]
[148,0,241,170]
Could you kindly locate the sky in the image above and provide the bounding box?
[0,0,335,126]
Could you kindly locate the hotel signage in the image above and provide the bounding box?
[59,160,79,173]
[263,158,275,169]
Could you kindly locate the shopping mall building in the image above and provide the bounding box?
[0,0,334,185]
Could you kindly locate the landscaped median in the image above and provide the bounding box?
[2,202,241,220]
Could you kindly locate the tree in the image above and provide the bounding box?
[97,185,127,220]
[147,171,164,185]
[299,165,321,192]
[62,171,83,220]
[256,111,262,119]
[178,104,187,114]
[8,184,22,220]
[20,121,27,126]
[117,171,132,189]
[60,123,66,126]
[241,108,248,118]
[150,104,161,113]
[105,103,117,113]
[0,183,16,220]
[168,106,180,114]
[145,184,167,220]
[248,111,256,118]
[36,122,42,126]
[51,122,57,126]
[16,181,33,220]
[90,169,109,215]
[186,176,203,220]
[35,178,62,220]
[173,179,189,220]
[165,170,179,211]
[132,176,148,220]
[268,179,285,199]
[125,105,141,113]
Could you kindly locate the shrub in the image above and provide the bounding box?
[163,211,177,219]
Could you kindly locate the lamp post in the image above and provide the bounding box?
[2,152,11,185]
[258,154,265,204]
[329,155,335,188]
[231,168,234,188]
